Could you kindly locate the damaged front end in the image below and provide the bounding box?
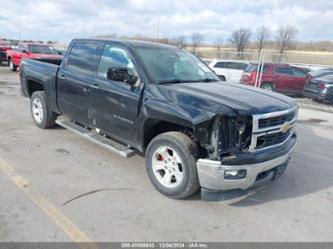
[194,108,297,194]
[195,115,253,162]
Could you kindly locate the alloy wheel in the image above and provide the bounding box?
[151,146,184,188]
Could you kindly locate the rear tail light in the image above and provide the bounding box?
[319,82,327,89]
[249,72,257,84]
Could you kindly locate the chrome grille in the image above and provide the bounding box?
[256,131,291,150]
[258,111,295,129]
[249,107,297,152]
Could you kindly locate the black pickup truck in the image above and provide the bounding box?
[20,39,297,199]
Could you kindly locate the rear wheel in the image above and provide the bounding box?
[260,82,275,91]
[30,91,57,128]
[146,132,200,199]
[8,58,17,71]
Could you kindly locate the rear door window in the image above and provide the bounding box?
[66,42,102,74]
[214,62,229,68]
[275,66,293,75]
[292,68,307,77]
[229,62,249,70]
[244,65,255,73]
[215,62,249,70]
[247,64,269,73]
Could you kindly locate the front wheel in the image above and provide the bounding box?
[30,91,57,128]
[8,58,17,71]
[146,132,200,199]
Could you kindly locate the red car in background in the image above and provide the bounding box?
[240,63,311,95]
[7,43,63,71]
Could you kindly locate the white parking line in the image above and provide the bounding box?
[0,157,97,248]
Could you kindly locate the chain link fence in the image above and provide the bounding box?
[197,49,333,69]
[195,48,333,106]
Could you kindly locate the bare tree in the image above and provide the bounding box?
[276,25,298,54]
[214,38,223,51]
[157,37,172,45]
[214,38,223,58]
[191,33,204,53]
[174,35,187,49]
[229,28,252,53]
[256,26,270,51]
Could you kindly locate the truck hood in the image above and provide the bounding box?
[158,82,296,115]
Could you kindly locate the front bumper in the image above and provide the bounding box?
[197,139,296,191]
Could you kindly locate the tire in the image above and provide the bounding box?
[146,131,200,199]
[8,58,17,71]
[260,82,275,91]
[30,91,57,128]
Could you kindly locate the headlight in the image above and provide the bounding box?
[295,105,299,119]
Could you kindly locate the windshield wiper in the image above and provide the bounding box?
[158,78,218,84]
[196,78,219,82]
[158,79,192,84]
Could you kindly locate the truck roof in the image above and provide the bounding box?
[72,38,178,50]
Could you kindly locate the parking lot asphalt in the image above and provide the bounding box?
[0,65,333,242]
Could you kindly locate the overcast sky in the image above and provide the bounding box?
[0,0,332,43]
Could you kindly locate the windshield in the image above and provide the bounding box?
[136,47,219,83]
[244,65,255,73]
[246,64,269,73]
[29,44,58,54]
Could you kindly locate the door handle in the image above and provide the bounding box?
[91,83,100,89]
[58,74,66,80]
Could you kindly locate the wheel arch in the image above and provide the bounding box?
[142,119,194,151]
[26,78,44,97]
[260,81,275,89]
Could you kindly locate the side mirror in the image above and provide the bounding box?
[107,67,138,85]
[218,75,226,81]
[22,50,28,54]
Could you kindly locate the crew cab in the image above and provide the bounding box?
[20,39,297,199]
[241,63,311,95]
[7,42,63,71]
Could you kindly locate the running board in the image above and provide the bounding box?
[55,120,135,158]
